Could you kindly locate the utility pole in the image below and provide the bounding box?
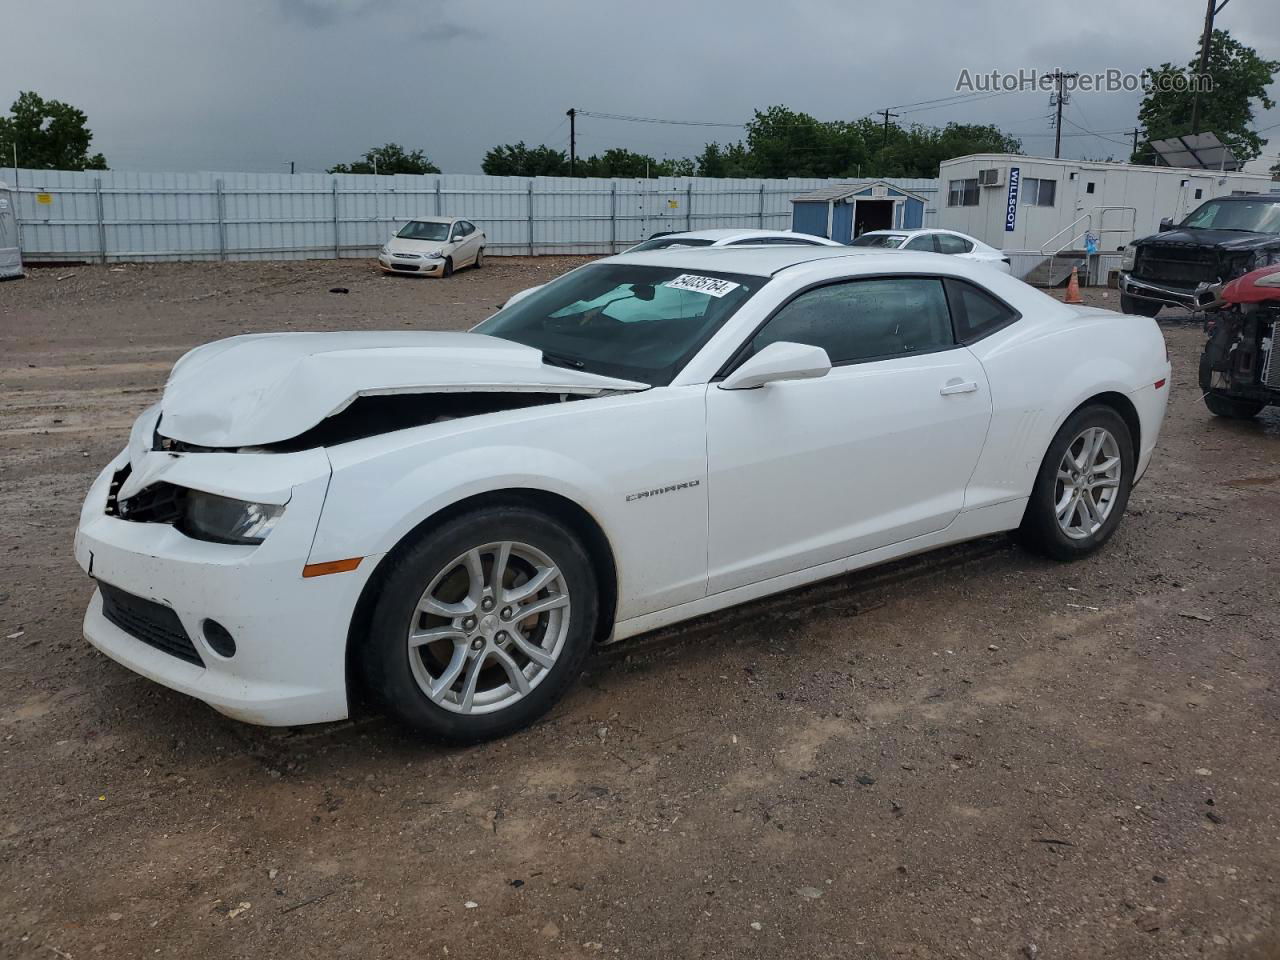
[1131,127,1142,158]
[566,108,577,175]
[879,108,899,150]
[1049,70,1079,159]
[1190,0,1229,133]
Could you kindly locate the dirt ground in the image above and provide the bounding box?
[1,258,1278,960]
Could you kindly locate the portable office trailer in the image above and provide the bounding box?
[791,181,928,242]
[0,182,21,279]
[937,154,1273,256]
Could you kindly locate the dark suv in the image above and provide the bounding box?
[1118,194,1280,317]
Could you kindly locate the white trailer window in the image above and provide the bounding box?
[1023,178,1057,207]
[947,179,979,207]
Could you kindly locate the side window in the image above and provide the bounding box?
[904,234,937,252]
[728,238,766,246]
[750,277,953,365]
[944,278,1020,344]
[460,221,475,236]
[936,234,973,254]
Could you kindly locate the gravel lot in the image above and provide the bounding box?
[2,258,1278,960]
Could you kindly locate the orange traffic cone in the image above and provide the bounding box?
[1065,266,1084,304]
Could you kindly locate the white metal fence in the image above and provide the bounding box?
[3,168,939,263]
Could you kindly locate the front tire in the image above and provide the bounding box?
[442,257,454,278]
[362,507,598,744]
[1018,404,1134,561]
[1198,353,1264,419]
[1120,292,1162,317]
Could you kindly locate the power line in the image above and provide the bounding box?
[896,90,1013,115]
[576,110,743,128]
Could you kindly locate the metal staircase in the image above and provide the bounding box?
[1025,206,1137,288]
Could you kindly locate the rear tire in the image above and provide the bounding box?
[1018,404,1134,562]
[473,247,484,269]
[361,507,598,744]
[1198,352,1264,419]
[1120,293,1162,317]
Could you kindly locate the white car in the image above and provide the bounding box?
[850,229,1012,273]
[378,217,484,277]
[75,246,1169,743]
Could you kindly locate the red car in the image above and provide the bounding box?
[1199,263,1280,419]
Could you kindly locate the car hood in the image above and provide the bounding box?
[1137,228,1279,252]
[385,236,449,256]
[159,331,648,448]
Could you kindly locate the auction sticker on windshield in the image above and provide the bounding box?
[664,274,741,298]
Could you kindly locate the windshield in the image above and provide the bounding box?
[396,220,450,241]
[626,236,717,252]
[1181,199,1280,234]
[850,233,907,248]
[473,263,765,385]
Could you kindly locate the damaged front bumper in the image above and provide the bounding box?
[74,428,380,726]
[1118,272,1200,310]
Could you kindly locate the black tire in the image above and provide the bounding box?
[442,256,454,278]
[361,506,598,744]
[1198,352,1264,419]
[1120,292,1162,317]
[473,247,484,269]
[1018,404,1135,561]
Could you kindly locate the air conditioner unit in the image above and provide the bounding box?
[978,168,1004,187]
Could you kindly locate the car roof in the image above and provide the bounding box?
[654,228,816,242]
[606,244,914,277]
[406,216,457,224]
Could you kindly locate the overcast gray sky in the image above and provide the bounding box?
[4,0,1278,174]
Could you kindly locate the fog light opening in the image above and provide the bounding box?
[202,619,237,658]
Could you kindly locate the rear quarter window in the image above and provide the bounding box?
[944,278,1020,344]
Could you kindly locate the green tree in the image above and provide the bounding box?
[481,141,568,176]
[328,143,440,175]
[692,107,1020,179]
[579,148,663,178]
[0,91,107,170]
[1132,30,1278,164]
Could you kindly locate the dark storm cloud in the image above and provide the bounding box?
[1,0,1275,174]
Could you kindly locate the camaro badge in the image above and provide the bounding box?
[626,479,701,503]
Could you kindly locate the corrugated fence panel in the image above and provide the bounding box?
[5,168,941,262]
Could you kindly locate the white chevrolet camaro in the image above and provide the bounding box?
[75,247,1170,742]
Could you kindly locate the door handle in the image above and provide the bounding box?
[940,379,979,396]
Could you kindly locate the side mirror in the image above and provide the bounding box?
[1159,217,1174,232]
[719,341,832,391]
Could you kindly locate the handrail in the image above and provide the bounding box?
[1040,213,1092,256]
[1039,205,1138,257]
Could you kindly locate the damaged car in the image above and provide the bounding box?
[1118,194,1280,316]
[75,246,1170,743]
[1197,262,1280,419]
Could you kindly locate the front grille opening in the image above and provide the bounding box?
[99,582,204,667]
[107,474,188,525]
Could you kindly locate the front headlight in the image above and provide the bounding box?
[1121,243,1137,271]
[1251,249,1280,270]
[423,250,443,260]
[380,244,390,255]
[180,491,284,545]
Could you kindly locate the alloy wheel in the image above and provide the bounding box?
[406,541,570,714]
[1054,426,1123,540]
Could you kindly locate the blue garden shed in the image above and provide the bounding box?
[791,181,927,243]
